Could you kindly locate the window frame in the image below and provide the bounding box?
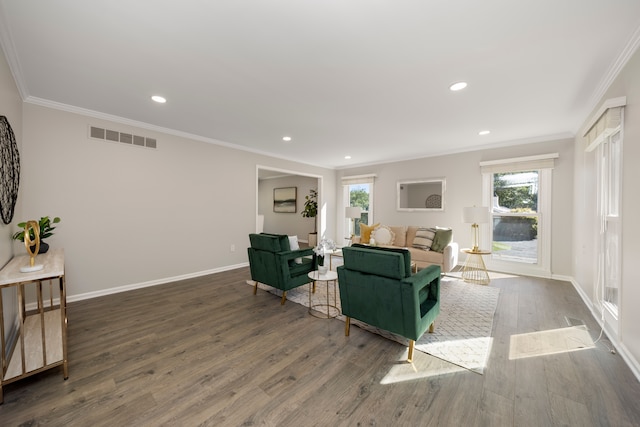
[481,156,555,277]
[341,175,375,242]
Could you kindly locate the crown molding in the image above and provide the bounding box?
[336,132,574,170]
[577,23,640,134]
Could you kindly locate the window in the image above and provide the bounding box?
[597,130,622,328]
[491,171,539,264]
[342,174,375,238]
[481,154,556,276]
[582,98,624,335]
[346,184,371,235]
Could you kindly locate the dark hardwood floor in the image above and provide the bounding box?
[1,267,640,426]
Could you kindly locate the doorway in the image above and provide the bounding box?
[256,166,322,244]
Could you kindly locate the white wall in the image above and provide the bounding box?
[17,103,335,299]
[574,46,640,374]
[0,46,21,264]
[0,42,23,351]
[337,137,574,276]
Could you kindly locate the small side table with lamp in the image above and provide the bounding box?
[461,206,492,285]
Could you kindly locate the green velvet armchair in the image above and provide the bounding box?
[337,244,441,362]
[248,233,316,305]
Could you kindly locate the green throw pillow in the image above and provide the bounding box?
[430,228,453,253]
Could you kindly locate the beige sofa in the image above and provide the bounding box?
[353,225,458,272]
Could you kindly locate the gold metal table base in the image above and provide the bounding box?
[308,271,339,319]
[461,249,491,285]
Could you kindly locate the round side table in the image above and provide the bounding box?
[461,248,491,285]
[308,270,340,318]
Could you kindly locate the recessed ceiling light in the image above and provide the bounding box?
[282,136,292,142]
[449,82,468,91]
[479,130,491,136]
[151,95,166,103]
[345,155,352,160]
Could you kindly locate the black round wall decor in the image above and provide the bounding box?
[0,116,20,224]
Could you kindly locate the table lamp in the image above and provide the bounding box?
[345,206,362,243]
[462,206,490,252]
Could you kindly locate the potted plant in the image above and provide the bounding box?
[301,189,318,246]
[12,216,61,254]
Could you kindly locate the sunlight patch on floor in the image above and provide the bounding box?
[509,325,594,360]
[379,351,466,384]
[443,270,519,281]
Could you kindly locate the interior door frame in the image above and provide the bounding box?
[256,165,323,239]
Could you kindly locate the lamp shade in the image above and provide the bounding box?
[462,206,489,224]
[345,206,362,219]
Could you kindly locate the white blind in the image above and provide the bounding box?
[341,174,376,185]
[584,106,623,152]
[479,153,558,174]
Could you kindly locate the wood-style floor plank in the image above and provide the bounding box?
[1,267,640,426]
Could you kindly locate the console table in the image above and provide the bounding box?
[0,248,67,403]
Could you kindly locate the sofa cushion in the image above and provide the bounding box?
[408,246,446,264]
[359,223,380,244]
[412,227,436,250]
[430,228,453,253]
[388,225,407,247]
[371,225,395,245]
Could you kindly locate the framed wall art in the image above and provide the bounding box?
[273,187,297,213]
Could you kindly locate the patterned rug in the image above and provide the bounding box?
[248,275,500,374]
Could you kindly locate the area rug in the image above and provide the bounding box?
[247,276,500,374]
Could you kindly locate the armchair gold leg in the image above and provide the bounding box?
[407,340,415,363]
[280,291,287,305]
[253,281,258,295]
[345,317,351,336]
[429,322,435,333]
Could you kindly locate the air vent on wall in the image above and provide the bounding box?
[88,126,157,149]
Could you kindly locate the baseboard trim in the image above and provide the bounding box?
[567,277,640,383]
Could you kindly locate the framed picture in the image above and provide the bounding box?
[273,187,297,213]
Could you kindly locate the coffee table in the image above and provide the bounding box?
[307,270,339,318]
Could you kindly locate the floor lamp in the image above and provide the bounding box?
[345,206,362,245]
[462,206,489,252]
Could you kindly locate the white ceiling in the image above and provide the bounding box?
[1,1,640,169]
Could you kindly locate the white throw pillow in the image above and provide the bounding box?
[372,225,395,245]
[288,235,303,263]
